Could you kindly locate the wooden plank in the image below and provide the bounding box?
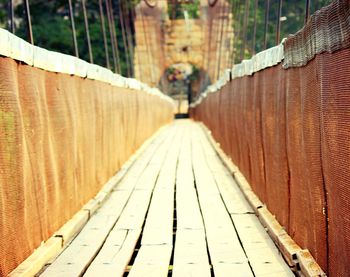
[100,123,171,195]
[126,123,182,276]
[209,262,254,277]
[231,214,271,249]
[175,125,205,231]
[140,189,174,245]
[38,120,297,277]
[54,210,89,245]
[40,125,178,276]
[258,206,301,267]
[246,247,294,276]
[141,124,182,246]
[174,230,209,264]
[195,123,293,276]
[198,123,264,211]
[84,229,142,277]
[83,123,180,275]
[115,127,179,232]
[173,124,211,277]
[40,190,131,277]
[296,250,327,277]
[212,262,253,277]
[128,245,173,277]
[176,190,205,230]
[114,190,154,231]
[173,230,211,277]
[12,125,172,277]
[191,124,250,274]
[196,131,254,215]
[114,126,173,192]
[232,214,294,276]
[8,237,62,277]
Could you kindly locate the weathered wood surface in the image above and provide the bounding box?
[40,120,293,277]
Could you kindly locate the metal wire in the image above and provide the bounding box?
[305,0,310,23]
[99,0,110,69]
[230,0,239,67]
[24,0,33,44]
[109,0,121,74]
[105,0,118,73]
[118,0,131,77]
[252,0,258,54]
[263,0,270,49]
[123,2,135,77]
[241,0,250,60]
[234,0,243,63]
[68,0,79,58]
[8,0,15,33]
[82,0,94,64]
[276,0,282,44]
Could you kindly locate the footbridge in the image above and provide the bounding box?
[0,0,349,276]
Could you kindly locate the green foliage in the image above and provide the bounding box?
[0,0,336,75]
[168,0,200,19]
[0,0,137,77]
[188,64,200,81]
[231,0,334,63]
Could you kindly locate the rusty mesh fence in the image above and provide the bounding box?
[190,1,350,275]
[0,57,173,276]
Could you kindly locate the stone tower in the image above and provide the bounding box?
[134,0,233,96]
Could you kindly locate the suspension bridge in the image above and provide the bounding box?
[1,0,349,276]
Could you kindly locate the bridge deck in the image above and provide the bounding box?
[39,120,293,277]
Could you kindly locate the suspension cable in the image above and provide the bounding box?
[276,0,282,44]
[252,0,258,55]
[68,0,79,58]
[241,0,250,60]
[8,0,15,33]
[123,1,135,77]
[109,0,121,74]
[263,0,269,49]
[118,0,131,77]
[305,0,310,23]
[105,0,117,72]
[234,0,243,64]
[82,0,93,64]
[99,0,110,69]
[24,0,33,44]
[230,0,238,67]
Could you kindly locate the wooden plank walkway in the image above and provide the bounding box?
[39,120,293,277]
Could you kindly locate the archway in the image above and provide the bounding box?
[159,63,210,115]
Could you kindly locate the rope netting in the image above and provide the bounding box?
[191,1,350,275]
[0,57,173,275]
